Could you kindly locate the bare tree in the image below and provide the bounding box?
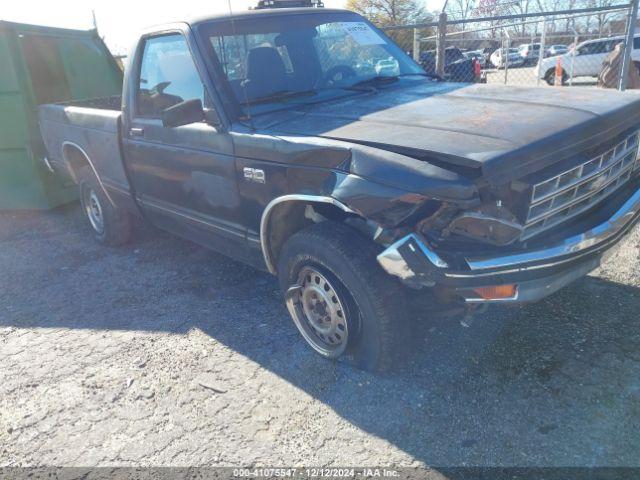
[445,0,477,23]
[445,0,477,46]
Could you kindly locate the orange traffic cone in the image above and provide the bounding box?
[473,58,482,82]
[554,57,563,86]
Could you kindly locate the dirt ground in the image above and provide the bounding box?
[1,205,639,467]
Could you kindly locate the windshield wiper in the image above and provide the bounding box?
[347,75,400,90]
[241,89,317,106]
[405,72,443,81]
[346,72,440,91]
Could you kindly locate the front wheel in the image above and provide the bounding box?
[277,221,408,372]
[545,67,567,86]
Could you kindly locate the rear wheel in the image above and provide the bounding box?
[78,167,132,246]
[545,67,567,86]
[277,221,408,372]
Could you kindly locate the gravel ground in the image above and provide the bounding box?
[1,205,639,467]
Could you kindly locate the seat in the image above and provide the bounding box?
[242,46,288,100]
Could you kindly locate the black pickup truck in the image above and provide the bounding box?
[39,7,640,371]
[420,47,477,82]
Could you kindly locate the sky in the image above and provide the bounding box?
[1,0,442,55]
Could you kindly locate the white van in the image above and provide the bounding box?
[535,34,640,85]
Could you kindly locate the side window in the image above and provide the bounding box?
[606,40,621,53]
[578,43,598,55]
[592,41,608,54]
[634,37,640,49]
[137,34,205,117]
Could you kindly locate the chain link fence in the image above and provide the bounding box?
[382,2,639,90]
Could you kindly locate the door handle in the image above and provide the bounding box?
[130,127,144,137]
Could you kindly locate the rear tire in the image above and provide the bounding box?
[545,67,567,86]
[78,166,131,246]
[277,221,408,372]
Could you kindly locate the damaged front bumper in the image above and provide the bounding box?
[378,186,640,303]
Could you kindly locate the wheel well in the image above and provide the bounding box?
[62,143,91,183]
[262,199,364,274]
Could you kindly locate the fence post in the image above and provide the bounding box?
[619,0,640,91]
[537,19,547,86]
[413,27,421,63]
[436,12,447,77]
[504,30,511,85]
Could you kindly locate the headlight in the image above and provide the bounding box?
[448,205,523,246]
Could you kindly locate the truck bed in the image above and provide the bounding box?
[38,96,132,207]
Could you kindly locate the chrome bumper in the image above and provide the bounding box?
[377,186,640,301]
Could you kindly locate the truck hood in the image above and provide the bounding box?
[264,81,640,185]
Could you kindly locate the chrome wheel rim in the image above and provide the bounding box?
[84,188,104,235]
[286,267,349,358]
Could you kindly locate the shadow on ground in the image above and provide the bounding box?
[1,205,639,467]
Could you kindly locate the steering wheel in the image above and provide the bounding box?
[316,65,357,89]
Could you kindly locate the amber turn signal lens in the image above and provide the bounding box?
[472,285,517,300]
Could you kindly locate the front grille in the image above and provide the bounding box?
[523,130,640,239]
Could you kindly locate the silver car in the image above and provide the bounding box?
[490,48,525,69]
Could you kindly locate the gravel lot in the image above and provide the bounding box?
[484,66,597,87]
[1,205,639,467]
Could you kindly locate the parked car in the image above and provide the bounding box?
[375,57,399,76]
[518,43,541,65]
[545,44,568,57]
[490,47,525,69]
[420,47,476,81]
[478,46,498,67]
[463,50,487,68]
[39,7,640,371]
[536,34,640,85]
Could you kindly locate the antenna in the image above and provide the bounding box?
[92,9,98,33]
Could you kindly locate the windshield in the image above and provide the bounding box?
[198,12,424,113]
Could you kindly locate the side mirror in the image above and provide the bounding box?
[162,99,204,128]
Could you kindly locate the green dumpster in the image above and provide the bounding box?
[0,21,122,210]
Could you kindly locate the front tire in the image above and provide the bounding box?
[78,166,132,246]
[277,221,408,372]
[545,67,567,86]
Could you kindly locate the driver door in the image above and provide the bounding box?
[122,31,247,260]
